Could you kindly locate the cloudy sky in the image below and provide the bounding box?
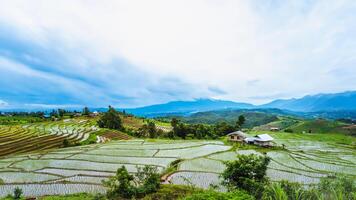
[0,0,355,109]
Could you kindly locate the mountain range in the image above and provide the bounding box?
[261,91,356,112]
[126,91,356,117]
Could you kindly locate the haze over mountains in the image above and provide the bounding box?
[126,91,356,117]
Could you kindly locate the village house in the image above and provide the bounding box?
[227,131,248,142]
[270,127,280,131]
[244,134,274,147]
[89,111,99,117]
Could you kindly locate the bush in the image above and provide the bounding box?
[13,187,23,200]
[262,175,356,200]
[97,106,123,130]
[143,185,198,200]
[284,129,293,133]
[222,154,270,198]
[103,165,160,199]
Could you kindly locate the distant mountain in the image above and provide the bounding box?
[125,99,254,117]
[261,91,356,112]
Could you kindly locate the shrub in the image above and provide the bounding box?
[13,187,23,200]
[103,165,161,199]
[284,129,293,133]
[222,154,270,198]
[317,175,356,200]
[143,185,197,200]
[183,189,254,200]
[262,175,356,200]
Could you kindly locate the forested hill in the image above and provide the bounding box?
[162,109,286,128]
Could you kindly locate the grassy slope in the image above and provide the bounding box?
[250,130,356,145]
[168,110,279,128]
[288,119,351,134]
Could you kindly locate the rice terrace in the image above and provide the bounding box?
[1,1,356,199]
[0,110,354,199]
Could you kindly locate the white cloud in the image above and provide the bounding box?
[0,100,8,107]
[0,0,355,106]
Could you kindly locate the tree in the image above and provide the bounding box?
[147,122,157,138]
[222,154,270,198]
[215,122,235,136]
[97,106,123,130]
[58,109,66,118]
[236,115,246,130]
[82,107,90,115]
[104,165,160,199]
[136,121,158,138]
[50,109,58,117]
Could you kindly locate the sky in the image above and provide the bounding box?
[0,0,356,109]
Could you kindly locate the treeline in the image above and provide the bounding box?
[133,116,245,139]
[0,112,47,125]
[96,106,247,139]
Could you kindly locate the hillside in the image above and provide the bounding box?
[125,99,254,117]
[166,109,282,128]
[262,91,356,112]
[288,119,355,135]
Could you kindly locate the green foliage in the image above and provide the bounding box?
[136,121,158,138]
[0,115,45,125]
[169,118,235,139]
[262,183,288,200]
[143,185,199,200]
[82,107,90,115]
[222,154,270,198]
[183,189,254,200]
[284,128,293,133]
[13,187,23,200]
[171,110,278,128]
[103,165,160,199]
[38,193,96,200]
[97,106,123,130]
[262,175,356,200]
[236,115,246,130]
[317,175,356,200]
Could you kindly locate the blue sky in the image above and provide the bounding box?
[0,0,355,109]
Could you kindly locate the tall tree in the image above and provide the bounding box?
[82,107,90,115]
[97,106,123,130]
[236,115,246,130]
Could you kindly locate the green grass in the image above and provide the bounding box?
[39,193,96,200]
[249,130,356,145]
[288,119,349,134]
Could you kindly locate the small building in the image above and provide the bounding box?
[227,131,248,142]
[73,113,82,117]
[254,134,274,147]
[270,127,280,131]
[244,134,274,147]
[43,114,51,118]
[89,111,99,117]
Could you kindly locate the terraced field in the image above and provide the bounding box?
[0,119,100,157]
[0,133,354,197]
[168,133,356,190]
[0,140,229,197]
